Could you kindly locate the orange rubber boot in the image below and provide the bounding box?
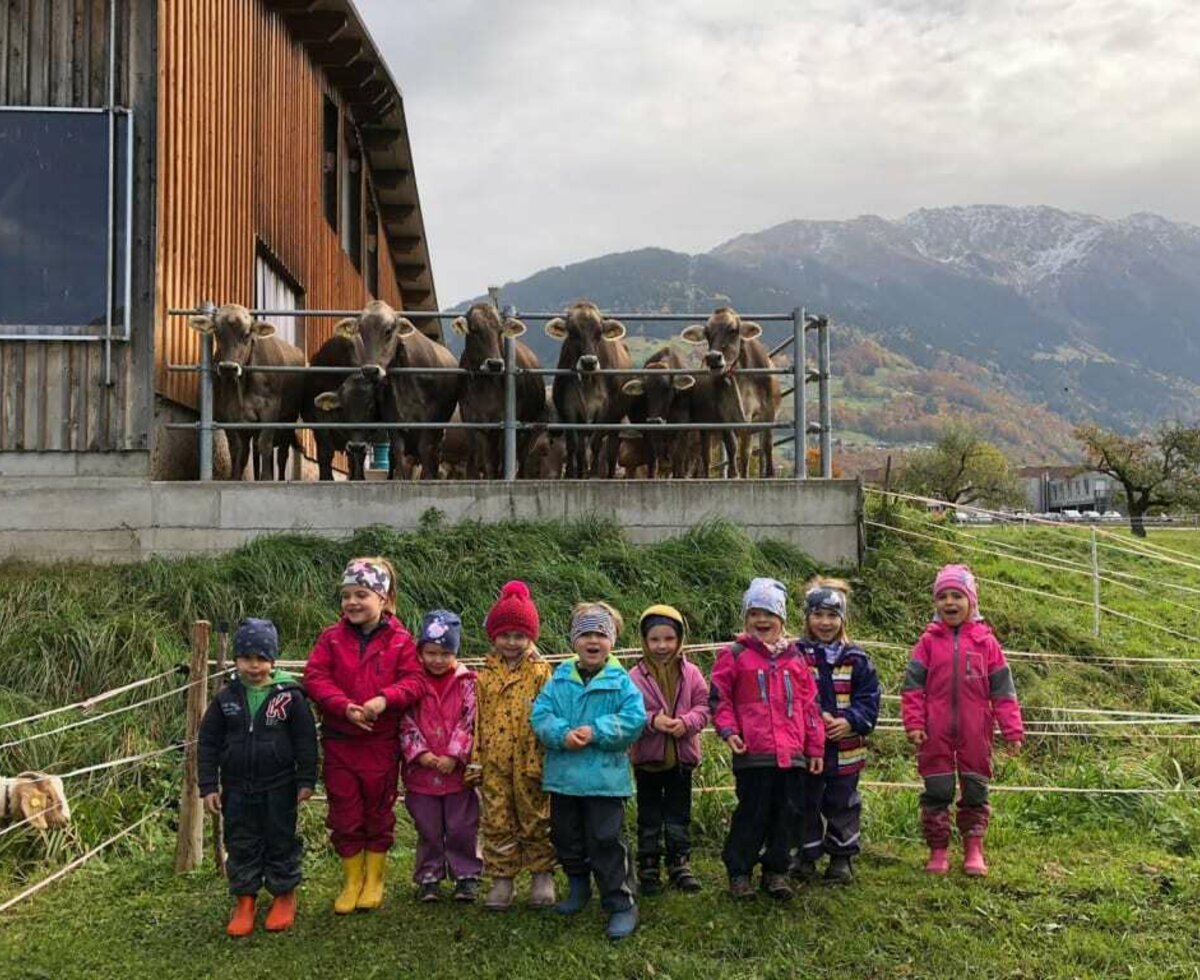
[264,891,297,932]
[226,895,257,937]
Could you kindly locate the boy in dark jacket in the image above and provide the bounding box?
[199,618,318,937]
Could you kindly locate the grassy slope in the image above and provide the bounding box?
[2,510,1200,977]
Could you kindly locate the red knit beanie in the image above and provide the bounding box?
[485,580,540,642]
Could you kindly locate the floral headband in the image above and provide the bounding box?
[804,586,847,618]
[341,559,392,598]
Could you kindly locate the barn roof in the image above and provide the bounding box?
[265,0,439,313]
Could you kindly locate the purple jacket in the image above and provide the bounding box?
[628,656,710,768]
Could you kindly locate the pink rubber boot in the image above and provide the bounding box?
[957,805,991,877]
[925,846,950,875]
[919,807,951,875]
[963,836,988,876]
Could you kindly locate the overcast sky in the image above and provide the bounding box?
[356,0,1200,306]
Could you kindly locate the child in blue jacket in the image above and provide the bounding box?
[531,601,647,941]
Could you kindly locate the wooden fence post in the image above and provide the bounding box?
[175,620,210,873]
[212,624,229,878]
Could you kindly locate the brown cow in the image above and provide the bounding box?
[451,303,546,478]
[189,304,304,480]
[334,300,457,480]
[545,301,632,478]
[620,346,698,479]
[681,307,780,478]
[302,333,378,481]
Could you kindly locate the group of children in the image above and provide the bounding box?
[198,557,1023,938]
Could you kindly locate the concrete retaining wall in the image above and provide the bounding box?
[0,478,862,566]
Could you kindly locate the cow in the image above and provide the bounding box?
[189,303,305,480]
[681,307,781,478]
[333,300,458,480]
[545,301,632,478]
[451,303,546,478]
[301,333,379,481]
[620,346,698,479]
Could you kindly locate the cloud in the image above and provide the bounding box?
[356,0,1200,304]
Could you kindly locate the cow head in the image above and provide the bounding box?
[313,374,380,480]
[681,307,761,374]
[621,354,694,425]
[1,772,71,830]
[544,301,625,373]
[333,300,416,384]
[451,303,527,374]
[189,303,277,378]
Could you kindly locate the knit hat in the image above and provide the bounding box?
[804,586,847,619]
[233,618,279,662]
[485,580,540,641]
[742,577,788,621]
[418,610,462,654]
[933,563,979,612]
[341,558,391,599]
[570,606,618,645]
[638,604,685,640]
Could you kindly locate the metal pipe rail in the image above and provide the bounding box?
[165,363,791,377]
[165,420,794,432]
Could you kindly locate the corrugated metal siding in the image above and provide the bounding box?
[0,0,155,452]
[156,0,405,409]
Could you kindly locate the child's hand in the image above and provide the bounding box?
[202,792,221,815]
[297,787,313,804]
[726,733,747,754]
[463,763,482,787]
[435,755,458,774]
[667,717,688,737]
[418,751,439,769]
[564,728,592,751]
[1002,739,1022,756]
[807,756,824,775]
[906,729,927,747]
[361,695,388,721]
[652,713,675,734]
[822,712,852,741]
[345,704,374,731]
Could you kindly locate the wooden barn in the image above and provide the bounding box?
[0,0,439,479]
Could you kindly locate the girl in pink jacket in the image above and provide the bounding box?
[710,578,825,901]
[901,564,1023,877]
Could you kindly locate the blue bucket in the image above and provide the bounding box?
[371,443,390,471]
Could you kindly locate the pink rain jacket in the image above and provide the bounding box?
[901,620,1024,778]
[628,656,711,768]
[399,665,477,795]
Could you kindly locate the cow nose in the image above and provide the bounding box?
[704,351,725,370]
[346,441,369,453]
[217,360,243,377]
[361,364,386,382]
[576,355,600,373]
[482,358,505,373]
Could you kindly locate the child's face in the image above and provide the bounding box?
[644,624,680,660]
[745,608,784,646]
[574,630,612,670]
[236,653,273,687]
[936,589,970,626]
[341,585,386,628]
[807,609,843,643]
[493,631,530,662]
[419,643,457,676]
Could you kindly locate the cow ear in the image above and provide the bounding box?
[673,374,696,391]
[739,320,763,341]
[335,317,359,338]
[544,317,568,340]
[188,316,214,334]
[314,392,341,412]
[680,324,706,344]
[502,318,527,339]
[601,318,626,342]
[621,378,645,397]
[450,316,469,336]
[394,316,416,338]
[251,320,277,338]
[16,783,49,830]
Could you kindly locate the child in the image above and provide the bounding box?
[628,604,710,894]
[794,578,880,884]
[400,610,483,902]
[901,564,1023,876]
[474,580,557,910]
[198,618,317,937]
[303,556,423,913]
[710,577,825,901]
[532,602,647,940]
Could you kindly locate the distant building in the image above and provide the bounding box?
[1018,465,1113,513]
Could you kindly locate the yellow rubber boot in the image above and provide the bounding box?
[356,851,387,910]
[334,853,366,914]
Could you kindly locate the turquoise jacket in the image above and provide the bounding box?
[531,656,647,798]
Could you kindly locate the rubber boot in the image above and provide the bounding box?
[637,855,662,896]
[605,903,639,940]
[528,872,557,908]
[920,806,951,875]
[334,853,367,914]
[667,857,702,893]
[824,855,854,884]
[264,891,297,932]
[925,846,950,875]
[484,876,514,911]
[356,851,387,910]
[226,895,257,937]
[555,874,593,915]
[963,836,988,877]
[957,804,991,877]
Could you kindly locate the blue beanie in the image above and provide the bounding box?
[233,618,279,661]
[742,577,788,621]
[419,610,462,655]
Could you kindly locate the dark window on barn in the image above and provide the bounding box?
[322,97,339,231]
[342,124,363,269]
[364,197,379,297]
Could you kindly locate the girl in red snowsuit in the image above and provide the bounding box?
[304,556,423,913]
[901,564,1023,877]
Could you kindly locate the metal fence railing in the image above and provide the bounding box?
[165,297,834,482]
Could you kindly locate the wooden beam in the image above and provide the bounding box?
[361,126,402,151]
[404,288,433,305]
[263,0,318,12]
[283,11,348,42]
[380,203,415,223]
[325,62,376,88]
[306,38,363,67]
[341,79,389,105]
[373,168,411,189]
[388,234,422,252]
[394,262,427,280]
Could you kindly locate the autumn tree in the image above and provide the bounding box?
[896,423,1024,509]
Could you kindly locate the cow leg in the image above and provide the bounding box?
[760,428,775,477]
[256,430,275,482]
[736,432,751,479]
[721,431,737,479]
[387,434,404,480]
[227,432,248,481]
[418,432,443,481]
[564,432,580,479]
[316,436,334,481]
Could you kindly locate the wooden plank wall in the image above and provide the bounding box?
[157,0,404,410]
[0,0,155,452]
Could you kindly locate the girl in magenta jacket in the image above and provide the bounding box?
[303,556,423,914]
[901,564,1023,877]
[628,604,710,895]
[399,610,483,903]
[710,578,825,901]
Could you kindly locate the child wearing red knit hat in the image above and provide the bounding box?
[473,581,556,910]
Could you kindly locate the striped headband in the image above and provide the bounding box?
[341,559,392,598]
[570,610,617,645]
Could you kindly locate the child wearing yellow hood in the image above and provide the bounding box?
[627,605,711,894]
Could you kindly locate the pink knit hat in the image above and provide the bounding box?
[485,580,541,642]
[932,564,978,612]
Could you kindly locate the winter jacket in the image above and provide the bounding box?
[399,666,477,796]
[531,656,647,798]
[198,674,318,796]
[802,641,881,776]
[475,650,553,781]
[303,613,422,741]
[709,635,825,770]
[901,620,1023,778]
[628,656,710,769]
